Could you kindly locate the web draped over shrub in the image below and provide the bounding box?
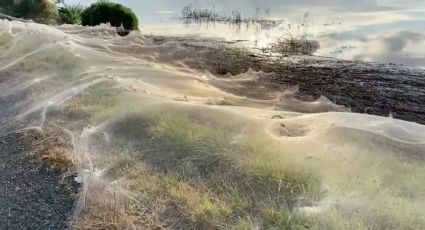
[81,1,138,31]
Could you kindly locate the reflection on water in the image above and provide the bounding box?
[64,0,425,66]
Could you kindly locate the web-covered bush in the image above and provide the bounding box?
[81,1,138,30]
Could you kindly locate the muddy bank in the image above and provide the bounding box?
[0,133,77,229]
[176,41,425,124]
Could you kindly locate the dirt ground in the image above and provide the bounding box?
[0,133,78,230]
[178,42,425,124]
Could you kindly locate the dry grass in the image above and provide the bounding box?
[38,146,73,172]
[17,125,74,172]
[70,112,321,229]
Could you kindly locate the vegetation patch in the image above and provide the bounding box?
[0,0,58,24]
[72,111,321,229]
[58,4,84,25]
[18,125,74,172]
[181,4,277,28]
[262,209,310,230]
[81,0,139,30]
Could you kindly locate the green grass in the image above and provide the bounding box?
[262,209,309,230]
[74,111,321,229]
[60,94,425,230]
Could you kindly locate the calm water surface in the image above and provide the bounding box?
[66,0,425,67]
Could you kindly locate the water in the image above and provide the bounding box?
[66,0,425,67]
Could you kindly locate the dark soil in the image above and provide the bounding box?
[268,57,425,124]
[179,43,425,124]
[0,133,78,230]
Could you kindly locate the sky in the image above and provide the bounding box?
[66,0,425,20]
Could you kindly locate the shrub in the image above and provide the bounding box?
[58,4,84,24]
[81,1,138,30]
[0,0,16,15]
[0,0,58,24]
[0,0,13,9]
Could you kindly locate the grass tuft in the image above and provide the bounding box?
[18,125,74,172]
[262,208,309,230]
[73,112,321,229]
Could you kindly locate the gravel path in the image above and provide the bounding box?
[0,133,77,230]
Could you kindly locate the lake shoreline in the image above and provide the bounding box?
[166,38,425,124]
